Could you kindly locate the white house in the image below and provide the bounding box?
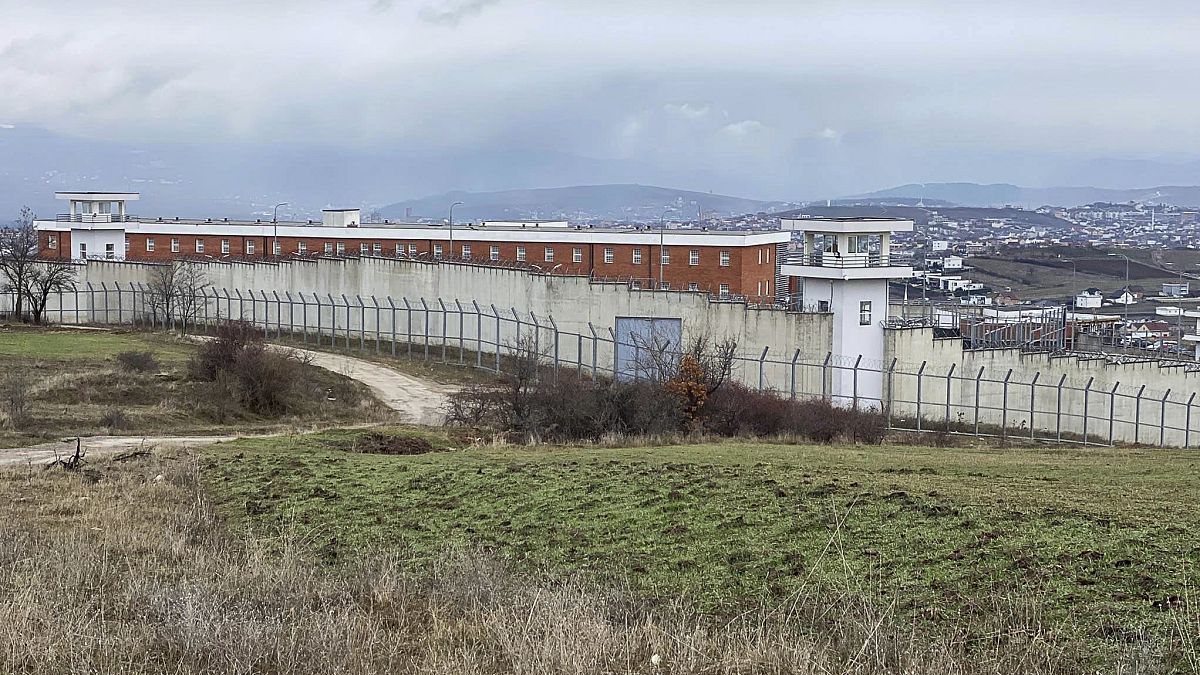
[1075,288,1104,309]
[1108,287,1138,306]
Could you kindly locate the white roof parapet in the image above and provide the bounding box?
[780,217,914,234]
[55,191,140,201]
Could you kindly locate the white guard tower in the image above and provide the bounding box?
[779,217,914,406]
[53,192,140,260]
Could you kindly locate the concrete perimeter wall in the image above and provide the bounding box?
[885,327,1200,445]
[64,258,835,394]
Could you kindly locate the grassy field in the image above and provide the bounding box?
[0,327,389,447]
[202,428,1200,669]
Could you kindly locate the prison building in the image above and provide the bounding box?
[36,192,790,302]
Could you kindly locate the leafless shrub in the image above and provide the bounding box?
[189,320,306,416]
[99,407,129,429]
[700,384,886,444]
[1,370,31,430]
[115,350,159,373]
[146,260,209,331]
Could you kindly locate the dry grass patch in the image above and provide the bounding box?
[0,449,1155,674]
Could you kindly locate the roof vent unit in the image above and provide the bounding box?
[322,208,361,228]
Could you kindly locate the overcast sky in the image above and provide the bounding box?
[3,0,1199,199]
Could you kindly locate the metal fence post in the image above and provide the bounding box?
[492,305,503,372]
[1134,384,1146,444]
[588,322,599,381]
[790,349,801,400]
[851,354,861,409]
[388,297,398,356]
[916,361,927,433]
[821,352,832,401]
[1108,381,1119,445]
[1001,369,1013,440]
[356,295,366,352]
[530,311,542,370]
[1055,374,1066,441]
[548,315,560,376]
[973,366,985,437]
[86,282,95,324]
[1083,377,1094,445]
[438,299,449,362]
[472,300,483,368]
[403,298,414,358]
[1029,372,1040,442]
[886,358,897,428]
[455,300,466,365]
[608,327,619,377]
[945,363,957,431]
[759,347,770,392]
[1186,392,1196,448]
[1160,388,1172,447]
[372,296,382,354]
[420,299,431,360]
[313,293,322,346]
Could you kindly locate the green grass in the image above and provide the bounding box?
[202,429,1200,663]
[0,326,193,362]
[0,328,386,447]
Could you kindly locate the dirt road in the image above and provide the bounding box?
[0,346,455,467]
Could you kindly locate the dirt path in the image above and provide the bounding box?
[282,346,456,427]
[0,346,455,467]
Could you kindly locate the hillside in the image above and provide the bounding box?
[852,182,1200,208]
[775,204,1075,228]
[380,184,785,222]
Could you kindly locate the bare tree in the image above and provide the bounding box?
[0,207,41,321]
[22,263,77,324]
[146,261,209,331]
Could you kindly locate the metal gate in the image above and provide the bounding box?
[614,316,682,380]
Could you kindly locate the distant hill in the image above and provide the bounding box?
[851,183,1200,208]
[380,184,785,222]
[775,205,1075,229]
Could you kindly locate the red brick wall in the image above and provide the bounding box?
[48,231,782,300]
[38,231,70,260]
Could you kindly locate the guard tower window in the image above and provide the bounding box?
[859,301,872,325]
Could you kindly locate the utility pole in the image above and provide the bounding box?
[448,201,464,259]
[658,209,672,289]
[272,202,288,257]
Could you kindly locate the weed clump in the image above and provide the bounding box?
[115,350,159,373]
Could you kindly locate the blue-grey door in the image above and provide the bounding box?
[614,316,683,380]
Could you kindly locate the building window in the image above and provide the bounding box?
[720,250,730,267]
[336,242,345,255]
[572,247,582,263]
[516,246,526,262]
[603,247,614,264]
[105,243,115,259]
[490,245,500,261]
[372,243,381,255]
[298,241,308,254]
[325,242,334,254]
[360,242,369,255]
[48,234,58,249]
[544,247,555,262]
[171,238,179,253]
[632,248,642,265]
[275,240,283,256]
[408,244,417,257]
[818,300,830,312]
[859,301,872,325]
[758,249,763,265]
[461,244,471,259]
[246,240,256,255]
[195,239,205,254]
[395,243,403,257]
[79,242,87,258]
[661,248,670,265]
[146,238,155,252]
[659,281,670,290]
[434,243,444,259]
[718,283,729,298]
[689,249,700,266]
[124,238,130,253]
[221,239,230,255]
[687,282,699,291]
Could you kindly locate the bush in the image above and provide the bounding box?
[115,351,159,373]
[189,320,306,417]
[698,385,886,444]
[100,407,129,429]
[1,370,31,431]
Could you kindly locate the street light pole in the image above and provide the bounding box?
[272,202,288,258]
[448,201,464,259]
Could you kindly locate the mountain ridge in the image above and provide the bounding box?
[851,182,1200,208]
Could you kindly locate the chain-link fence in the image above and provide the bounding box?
[4,282,1200,448]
